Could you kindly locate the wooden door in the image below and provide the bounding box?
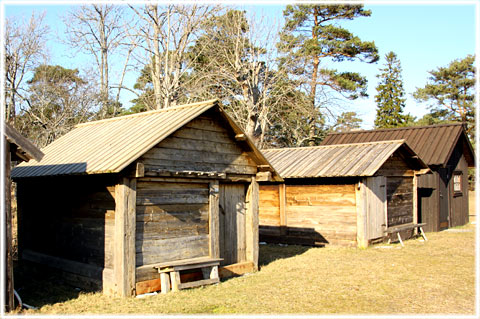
[365,176,387,239]
[219,183,247,266]
[438,169,449,230]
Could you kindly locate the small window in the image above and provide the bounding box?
[453,172,462,195]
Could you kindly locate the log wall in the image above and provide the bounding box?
[139,114,257,176]
[135,181,210,267]
[259,183,357,246]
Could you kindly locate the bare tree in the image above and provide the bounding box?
[4,12,49,123]
[129,4,220,109]
[16,64,98,147]
[188,10,286,146]
[63,4,134,117]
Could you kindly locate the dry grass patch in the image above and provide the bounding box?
[16,223,475,315]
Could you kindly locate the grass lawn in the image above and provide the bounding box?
[13,220,476,316]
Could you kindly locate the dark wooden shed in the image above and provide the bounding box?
[321,123,475,232]
[12,100,280,297]
[258,141,429,247]
[4,123,44,311]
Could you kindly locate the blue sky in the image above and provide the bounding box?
[3,1,478,129]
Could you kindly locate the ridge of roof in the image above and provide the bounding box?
[262,139,426,178]
[262,139,407,152]
[75,99,219,128]
[325,122,464,136]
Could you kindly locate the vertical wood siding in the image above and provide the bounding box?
[219,183,247,265]
[417,172,440,232]
[449,152,469,227]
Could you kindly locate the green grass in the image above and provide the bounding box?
[14,222,476,315]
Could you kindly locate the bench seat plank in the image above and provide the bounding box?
[150,257,223,270]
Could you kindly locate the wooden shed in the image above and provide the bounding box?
[11,100,280,297]
[4,123,44,311]
[321,124,475,232]
[258,140,429,247]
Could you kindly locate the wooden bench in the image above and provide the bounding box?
[385,223,427,247]
[152,257,223,293]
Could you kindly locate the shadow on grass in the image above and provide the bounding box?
[258,243,312,268]
[13,261,96,310]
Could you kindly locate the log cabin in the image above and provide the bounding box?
[321,124,475,232]
[4,123,44,311]
[259,140,429,248]
[12,100,280,297]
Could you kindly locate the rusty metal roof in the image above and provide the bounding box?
[321,123,475,167]
[262,140,427,178]
[12,99,281,180]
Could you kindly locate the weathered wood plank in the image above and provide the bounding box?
[356,179,368,248]
[143,160,257,175]
[137,181,207,190]
[158,136,243,155]
[136,193,209,205]
[113,177,136,297]
[246,177,259,270]
[179,278,219,290]
[4,139,14,312]
[142,147,255,167]
[279,184,287,228]
[137,203,208,221]
[219,184,247,266]
[218,261,255,278]
[209,181,220,259]
[136,235,209,266]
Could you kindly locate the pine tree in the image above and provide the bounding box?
[374,51,409,128]
[413,54,475,139]
[277,4,378,145]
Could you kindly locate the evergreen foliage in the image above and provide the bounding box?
[277,4,378,145]
[332,111,363,132]
[413,54,475,139]
[374,51,409,128]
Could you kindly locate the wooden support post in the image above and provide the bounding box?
[201,265,219,280]
[170,271,181,292]
[209,181,220,259]
[160,272,170,294]
[279,184,287,235]
[113,177,136,297]
[419,227,428,241]
[4,139,14,312]
[356,179,368,248]
[413,174,418,235]
[397,232,404,247]
[246,177,259,270]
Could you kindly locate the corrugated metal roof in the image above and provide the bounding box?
[262,140,423,178]
[13,99,281,179]
[321,123,475,167]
